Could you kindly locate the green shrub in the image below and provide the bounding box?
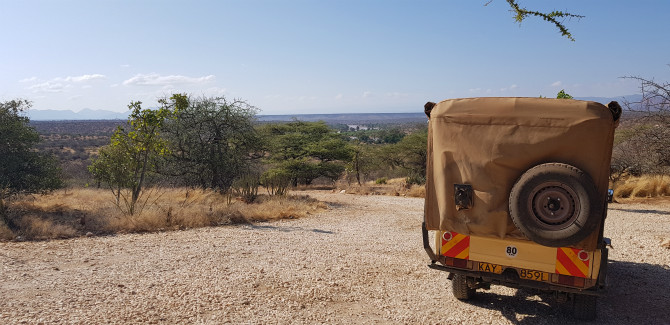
[406,173,426,186]
[261,169,291,196]
[232,173,260,203]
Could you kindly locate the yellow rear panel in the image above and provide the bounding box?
[437,231,598,279]
[469,236,557,273]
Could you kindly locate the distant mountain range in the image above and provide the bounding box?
[27,108,130,120]
[26,95,643,121]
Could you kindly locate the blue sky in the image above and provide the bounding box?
[1,0,669,115]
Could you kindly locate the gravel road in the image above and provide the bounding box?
[1,191,669,324]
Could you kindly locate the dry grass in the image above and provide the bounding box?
[336,178,426,198]
[237,195,327,221]
[1,187,327,241]
[613,175,670,199]
[406,185,426,198]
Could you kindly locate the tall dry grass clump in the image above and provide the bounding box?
[237,195,327,221]
[407,185,426,198]
[337,178,426,198]
[613,175,670,198]
[1,187,327,241]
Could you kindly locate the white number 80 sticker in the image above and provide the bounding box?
[506,245,518,258]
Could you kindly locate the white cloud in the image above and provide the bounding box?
[203,87,228,97]
[22,74,106,93]
[28,81,69,93]
[123,73,215,86]
[335,94,343,100]
[19,77,38,83]
[66,74,106,82]
[385,92,408,98]
[120,64,131,68]
[551,81,563,87]
[362,91,373,98]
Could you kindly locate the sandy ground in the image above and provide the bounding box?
[1,191,669,324]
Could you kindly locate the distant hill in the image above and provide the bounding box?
[28,109,428,124]
[26,95,645,121]
[257,112,427,124]
[575,94,642,106]
[27,108,130,121]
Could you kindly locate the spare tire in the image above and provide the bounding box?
[509,163,603,247]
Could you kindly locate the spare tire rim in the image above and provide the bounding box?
[529,182,580,230]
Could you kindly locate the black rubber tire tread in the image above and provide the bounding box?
[573,293,597,321]
[451,274,475,300]
[509,163,603,247]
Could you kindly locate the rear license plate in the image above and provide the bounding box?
[519,269,549,282]
[478,262,503,274]
[478,262,549,282]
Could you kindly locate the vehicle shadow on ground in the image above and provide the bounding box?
[246,224,335,234]
[454,259,669,324]
[608,207,670,215]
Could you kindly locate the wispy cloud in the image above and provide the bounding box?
[551,81,563,87]
[22,74,107,93]
[500,84,519,92]
[203,87,228,97]
[66,74,106,82]
[122,73,215,86]
[362,91,373,98]
[28,82,69,93]
[19,77,38,83]
[385,92,408,98]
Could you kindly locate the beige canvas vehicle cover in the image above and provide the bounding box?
[424,97,617,250]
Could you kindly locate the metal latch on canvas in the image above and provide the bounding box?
[454,184,473,210]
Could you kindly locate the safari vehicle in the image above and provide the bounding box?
[421,97,621,320]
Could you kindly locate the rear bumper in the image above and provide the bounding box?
[422,222,608,296]
[427,262,606,296]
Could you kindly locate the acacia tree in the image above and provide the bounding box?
[621,72,670,172]
[382,128,428,185]
[89,95,187,215]
[347,143,384,185]
[261,121,354,186]
[500,0,582,41]
[159,96,262,192]
[0,99,62,226]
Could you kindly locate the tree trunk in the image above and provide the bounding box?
[354,151,361,186]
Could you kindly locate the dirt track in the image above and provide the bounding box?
[1,191,669,324]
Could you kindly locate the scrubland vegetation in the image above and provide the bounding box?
[0,187,326,241]
[2,76,670,241]
[1,95,427,240]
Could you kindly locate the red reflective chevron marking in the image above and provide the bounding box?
[441,232,470,260]
[556,247,588,278]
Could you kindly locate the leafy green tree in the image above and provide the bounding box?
[0,99,63,225]
[159,96,262,192]
[260,121,354,186]
[382,128,428,184]
[556,89,574,99]
[347,143,384,185]
[89,95,186,215]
